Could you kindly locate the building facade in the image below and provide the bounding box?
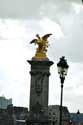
[0,100,83,125]
[0,105,28,125]
[70,110,83,125]
[0,96,12,109]
[48,105,70,125]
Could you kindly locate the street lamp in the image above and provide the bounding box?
[57,56,69,125]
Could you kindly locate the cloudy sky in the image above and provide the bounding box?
[0,0,83,113]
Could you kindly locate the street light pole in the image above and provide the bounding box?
[57,56,69,125]
[59,73,65,125]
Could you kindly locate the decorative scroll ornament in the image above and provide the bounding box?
[30,33,52,59]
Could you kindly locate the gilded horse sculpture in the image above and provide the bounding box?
[30,33,52,58]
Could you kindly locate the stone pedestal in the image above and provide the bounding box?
[27,58,53,124]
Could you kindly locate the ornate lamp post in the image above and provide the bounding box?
[57,56,69,125]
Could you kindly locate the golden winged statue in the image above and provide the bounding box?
[30,33,52,59]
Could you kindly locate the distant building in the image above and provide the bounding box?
[0,96,12,109]
[0,105,28,125]
[70,110,83,125]
[13,106,28,120]
[48,105,70,125]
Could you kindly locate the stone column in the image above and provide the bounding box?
[28,58,53,123]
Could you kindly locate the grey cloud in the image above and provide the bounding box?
[0,0,44,18]
[0,0,82,18]
[0,0,83,63]
[47,9,83,62]
[64,93,83,112]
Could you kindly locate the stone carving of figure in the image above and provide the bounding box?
[35,72,44,96]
